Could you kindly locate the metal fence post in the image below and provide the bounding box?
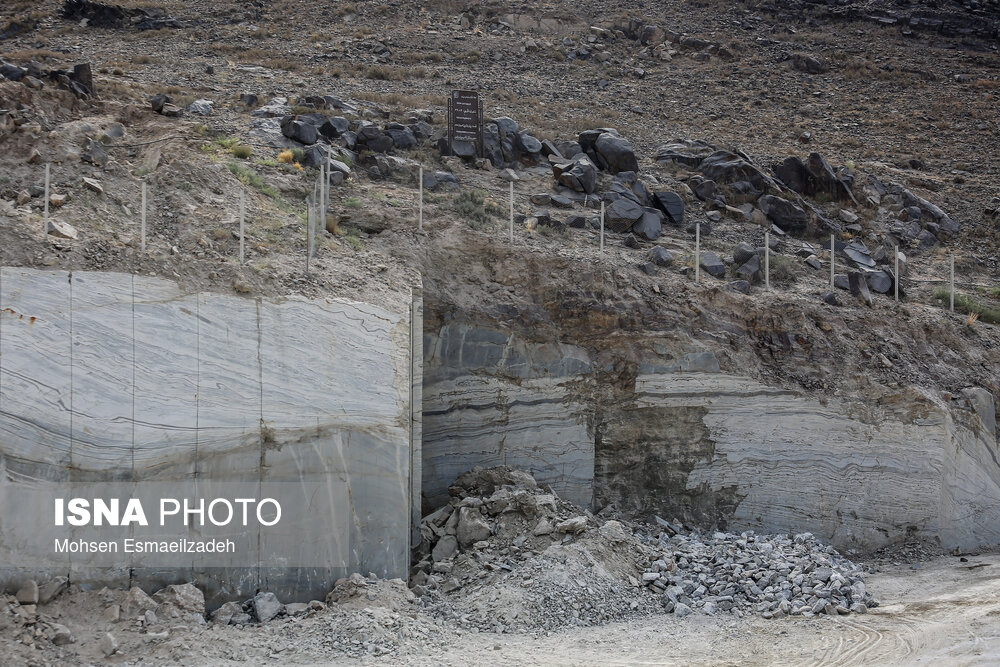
[600,200,605,252]
[695,222,701,284]
[306,197,313,275]
[321,163,328,234]
[418,166,424,231]
[950,254,955,313]
[324,150,331,233]
[43,163,50,232]
[894,245,899,302]
[140,181,147,252]
[239,189,245,265]
[508,180,513,243]
[764,231,770,290]
[830,233,835,289]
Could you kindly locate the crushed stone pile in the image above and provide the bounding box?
[414,467,879,630]
[638,526,879,618]
[204,575,451,660]
[411,467,662,633]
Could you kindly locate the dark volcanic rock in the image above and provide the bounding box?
[736,255,761,282]
[606,198,644,232]
[699,251,726,278]
[386,125,417,150]
[733,242,757,266]
[774,154,856,205]
[728,280,751,294]
[149,93,171,113]
[821,291,841,306]
[553,154,598,194]
[654,139,717,168]
[758,194,808,234]
[791,54,827,74]
[849,271,873,306]
[867,271,893,294]
[649,247,674,266]
[319,116,350,139]
[0,62,26,81]
[639,262,658,276]
[280,117,319,145]
[651,191,684,224]
[595,132,639,173]
[632,208,663,241]
[698,150,776,193]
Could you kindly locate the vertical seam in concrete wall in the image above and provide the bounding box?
[129,273,136,589]
[255,296,263,592]
[410,288,424,549]
[130,273,136,476]
[195,293,200,479]
[0,267,4,447]
[68,270,74,581]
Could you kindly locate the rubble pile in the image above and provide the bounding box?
[411,467,662,633]
[413,467,882,630]
[638,527,879,618]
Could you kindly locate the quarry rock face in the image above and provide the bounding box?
[422,283,1000,552]
[0,268,418,605]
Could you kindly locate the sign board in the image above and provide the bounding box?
[447,89,483,157]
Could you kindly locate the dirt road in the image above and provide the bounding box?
[380,552,999,666]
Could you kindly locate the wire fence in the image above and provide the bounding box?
[33,160,998,322]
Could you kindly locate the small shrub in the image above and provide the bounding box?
[228,163,280,200]
[933,288,1000,324]
[277,150,294,164]
[232,145,252,159]
[770,254,798,283]
[344,229,363,250]
[451,189,498,229]
[215,136,239,149]
[291,148,306,163]
[343,197,362,209]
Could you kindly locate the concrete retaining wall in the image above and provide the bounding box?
[0,268,419,605]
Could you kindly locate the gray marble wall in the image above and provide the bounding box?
[422,323,594,510]
[421,321,1000,551]
[0,268,417,605]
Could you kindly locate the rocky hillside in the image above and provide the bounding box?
[1,0,999,540]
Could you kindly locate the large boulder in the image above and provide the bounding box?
[552,154,598,194]
[654,139,717,167]
[632,208,663,241]
[650,246,674,266]
[280,116,319,145]
[385,124,417,150]
[651,191,684,224]
[867,270,893,294]
[519,132,543,154]
[0,62,26,81]
[605,198,644,232]
[758,194,808,233]
[698,150,776,193]
[733,242,757,265]
[456,507,491,546]
[319,116,350,139]
[699,252,727,278]
[848,271,873,306]
[252,592,283,623]
[807,153,856,204]
[595,131,639,173]
[773,154,856,205]
[737,255,761,282]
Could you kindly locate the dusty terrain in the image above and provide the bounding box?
[2,0,1000,664]
[3,550,997,665]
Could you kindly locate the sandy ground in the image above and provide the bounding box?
[379,552,1000,667]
